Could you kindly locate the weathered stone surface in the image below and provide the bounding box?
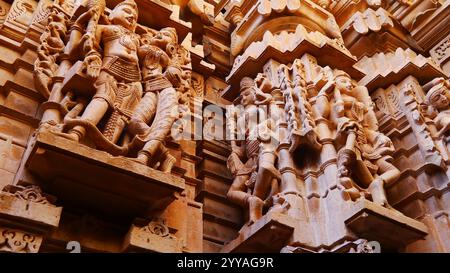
[221,211,296,253]
[345,199,428,249]
[25,130,184,219]
[0,192,61,230]
[123,220,183,253]
[0,0,448,253]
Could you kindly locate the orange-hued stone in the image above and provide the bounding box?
[0,0,448,253]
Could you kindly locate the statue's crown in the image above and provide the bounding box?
[333,70,351,79]
[240,77,254,89]
[115,0,138,10]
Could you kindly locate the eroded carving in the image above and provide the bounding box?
[317,70,400,207]
[0,228,41,253]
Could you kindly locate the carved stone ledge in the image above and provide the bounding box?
[344,199,428,250]
[221,211,296,253]
[229,0,342,57]
[0,0,38,43]
[23,130,185,220]
[0,185,61,253]
[122,219,182,253]
[340,7,422,58]
[0,189,61,233]
[356,48,447,91]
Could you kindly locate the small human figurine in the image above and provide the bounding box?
[64,0,107,77]
[226,77,280,225]
[423,78,450,139]
[64,0,143,146]
[34,11,68,98]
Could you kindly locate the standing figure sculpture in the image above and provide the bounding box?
[318,70,400,208]
[126,27,191,172]
[227,77,280,225]
[64,0,143,153]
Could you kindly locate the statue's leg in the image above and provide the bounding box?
[134,139,162,165]
[248,195,264,224]
[377,157,401,186]
[128,92,157,135]
[227,175,251,207]
[67,98,108,141]
[369,157,400,208]
[66,72,113,141]
[249,151,279,222]
[159,145,176,173]
[253,151,278,200]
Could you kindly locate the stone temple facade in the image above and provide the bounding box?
[0,0,449,253]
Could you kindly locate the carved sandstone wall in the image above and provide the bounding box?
[0,0,448,253]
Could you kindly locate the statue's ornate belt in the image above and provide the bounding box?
[102,56,141,83]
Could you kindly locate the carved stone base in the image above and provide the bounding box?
[123,221,182,253]
[221,212,296,253]
[344,199,428,250]
[24,130,185,220]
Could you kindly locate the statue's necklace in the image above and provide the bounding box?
[116,25,137,52]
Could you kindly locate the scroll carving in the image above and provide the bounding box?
[0,228,41,253]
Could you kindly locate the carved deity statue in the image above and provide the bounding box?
[33,0,193,173]
[317,70,400,208]
[63,0,142,151]
[226,76,280,225]
[423,78,450,140]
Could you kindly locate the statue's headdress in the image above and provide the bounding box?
[115,0,138,10]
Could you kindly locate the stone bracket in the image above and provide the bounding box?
[345,199,428,250]
[24,130,185,220]
[123,221,182,253]
[221,212,296,253]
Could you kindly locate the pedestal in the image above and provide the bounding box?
[345,199,428,250]
[24,130,185,221]
[221,211,296,253]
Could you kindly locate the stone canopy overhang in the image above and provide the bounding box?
[356,48,447,92]
[222,24,365,100]
[228,0,343,58]
[220,0,368,101]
